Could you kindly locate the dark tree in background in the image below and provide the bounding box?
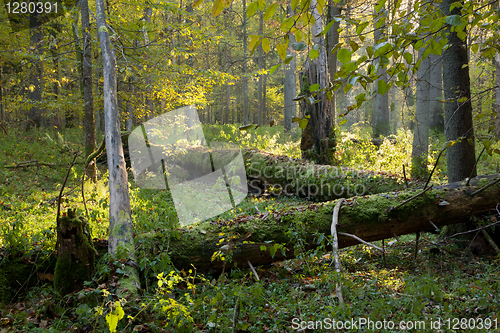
[440,0,476,183]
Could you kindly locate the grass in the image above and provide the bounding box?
[0,124,499,332]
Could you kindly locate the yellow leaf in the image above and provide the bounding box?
[262,38,270,53]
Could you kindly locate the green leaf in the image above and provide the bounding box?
[339,118,348,126]
[403,52,412,64]
[264,3,277,21]
[315,19,336,37]
[356,21,369,35]
[284,54,294,64]
[309,84,320,92]
[280,17,295,33]
[349,40,359,52]
[337,48,352,63]
[239,124,256,131]
[276,42,287,60]
[298,118,308,129]
[106,301,125,333]
[445,15,463,26]
[260,245,267,251]
[458,97,468,103]
[262,38,270,53]
[258,0,266,11]
[377,80,387,95]
[247,2,258,17]
[373,41,391,58]
[292,42,307,51]
[309,48,319,60]
[212,0,224,17]
[330,43,342,55]
[270,63,281,75]
[375,0,387,13]
[291,0,299,10]
[193,0,204,8]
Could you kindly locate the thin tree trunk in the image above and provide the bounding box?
[257,11,263,125]
[96,0,139,297]
[372,5,389,137]
[326,0,341,127]
[284,5,296,133]
[27,11,44,130]
[242,0,249,124]
[411,47,430,179]
[82,0,96,182]
[429,55,443,131]
[495,53,500,138]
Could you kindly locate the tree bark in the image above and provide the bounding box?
[139,173,500,273]
[242,0,249,124]
[429,54,443,131]
[300,0,335,164]
[440,0,476,183]
[495,53,500,138]
[411,47,430,178]
[27,10,44,131]
[96,0,139,297]
[372,5,390,138]
[82,0,96,182]
[284,5,296,133]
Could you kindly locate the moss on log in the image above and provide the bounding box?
[137,174,500,273]
[156,147,411,201]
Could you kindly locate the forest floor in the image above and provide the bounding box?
[0,125,499,332]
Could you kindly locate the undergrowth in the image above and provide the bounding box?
[0,125,499,332]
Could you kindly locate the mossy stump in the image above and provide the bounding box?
[54,209,96,295]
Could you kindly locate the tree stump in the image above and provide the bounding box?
[54,209,96,295]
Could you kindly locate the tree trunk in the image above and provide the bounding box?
[326,0,341,126]
[27,11,44,131]
[82,0,96,182]
[429,54,443,131]
[139,173,500,273]
[242,0,249,124]
[96,0,139,298]
[372,5,390,137]
[495,53,500,138]
[440,0,476,183]
[411,48,430,179]
[300,0,335,164]
[284,5,296,133]
[257,10,263,125]
[54,209,95,295]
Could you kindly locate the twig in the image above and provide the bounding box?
[471,178,500,196]
[5,160,60,168]
[394,185,433,210]
[443,219,500,240]
[382,239,386,265]
[403,164,408,189]
[56,152,81,227]
[247,261,260,281]
[428,220,440,233]
[338,232,385,252]
[414,232,420,260]
[231,295,240,333]
[481,230,500,254]
[331,198,344,305]
[466,147,485,186]
[424,143,449,190]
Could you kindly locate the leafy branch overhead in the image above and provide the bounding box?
[198,0,499,114]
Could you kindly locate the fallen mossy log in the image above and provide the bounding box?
[137,174,500,273]
[143,146,413,201]
[241,149,410,200]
